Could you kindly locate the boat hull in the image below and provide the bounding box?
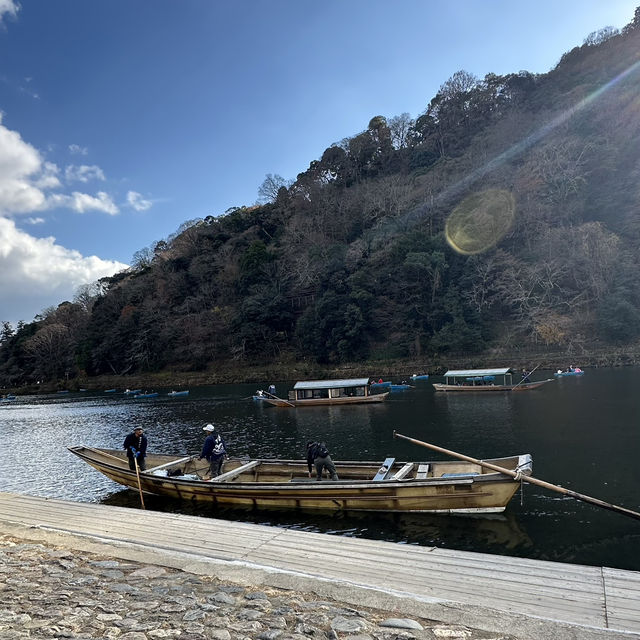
[432,379,553,392]
[262,393,389,407]
[68,447,531,514]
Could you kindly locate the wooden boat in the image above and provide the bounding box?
[433,368,554,392]
[167,390,189,397]
[68,446,532,514]
[261,378,388,407]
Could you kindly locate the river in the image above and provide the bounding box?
[2,367,639,571]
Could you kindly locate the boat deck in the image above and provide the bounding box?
[0,491,638,639]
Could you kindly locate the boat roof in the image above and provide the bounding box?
[294,378,371,390]
[443,368,513,377]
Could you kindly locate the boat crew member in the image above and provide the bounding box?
[306,441,338,481]
[123,427,147,471]
[199,424,226,479]
[268,384,276,396]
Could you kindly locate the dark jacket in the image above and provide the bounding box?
[123,432,147,459]
[307,442,329,472]
[201,432,226,461]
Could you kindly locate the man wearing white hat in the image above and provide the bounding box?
[199,424,226,479]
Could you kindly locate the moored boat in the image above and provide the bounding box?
[167,390,189,397]
[124,388,142,395]
[432,368,553,392]
[68,445,532,514]
[410,374,430,381]
[261,378,388,407]
[389,383,414,392]
[134,392,159,399]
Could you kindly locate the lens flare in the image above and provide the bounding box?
[445,189,515,255]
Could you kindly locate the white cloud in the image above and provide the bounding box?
[65,164,105,183]
[24,216,44,225]
[0,216,128,324]
[68,144,88,156]
[0,117,119,216]
[127,190,152,212]
[0,0,19,25]
[47,191,119,215]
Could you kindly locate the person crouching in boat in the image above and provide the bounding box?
[306,441,338,481]
[200,424,226,479]
[124,427,147,471]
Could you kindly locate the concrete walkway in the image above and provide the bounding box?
[0,491,638,640]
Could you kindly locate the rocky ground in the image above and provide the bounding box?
[0,534,520,640]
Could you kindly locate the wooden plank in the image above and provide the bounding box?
[416,463,430,479]
[208,460,260,482]
[391,462,414,480]
[145,455,193,474]
[372,457,395,481]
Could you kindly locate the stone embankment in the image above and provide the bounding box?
[0,534,518,640]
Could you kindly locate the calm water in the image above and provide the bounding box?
[2,368,640,571]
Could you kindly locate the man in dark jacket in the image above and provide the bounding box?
[199,423,226,479]
[123,427,147,471]
[306,441,338,481]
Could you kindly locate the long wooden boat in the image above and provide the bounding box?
[261,378,388,407]
[68,446,532,514]
[432,368,554,392]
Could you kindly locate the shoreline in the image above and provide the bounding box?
[3,345,638,395]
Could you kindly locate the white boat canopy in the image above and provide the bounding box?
[443,368,513,377]
[294,378,371,390]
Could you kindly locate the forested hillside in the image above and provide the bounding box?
[2,10,640,386]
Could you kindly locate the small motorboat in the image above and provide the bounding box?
[167,390,189,397]
[554,368,584,377]
[410,374,430,381]
[134,392,159,399]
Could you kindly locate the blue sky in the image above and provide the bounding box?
[0,0,637,325]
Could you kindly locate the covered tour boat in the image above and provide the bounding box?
[68,445,532,514]
[432,368,553,392]
[261,378,388,407]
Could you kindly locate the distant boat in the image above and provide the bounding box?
[124,389,142,395]
[554,368,585,377]
[410,374,430,381]
[370,380,392,390]
[433,368,554,392]
[79,389,87,392]
[56,390,70,394]
[261,378,388,407]
[1,394,17,401]
[134,392,159,399]
[389,383,415,392]
[104,389,117,393]
[167,390,189,397]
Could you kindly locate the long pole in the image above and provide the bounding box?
[393,431,640,522]
[133,456,146,510]
[512,363,541,389]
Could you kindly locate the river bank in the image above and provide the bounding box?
[4,343,639,395]
[0,533,517,640]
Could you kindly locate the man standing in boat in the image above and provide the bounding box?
[306,441,338,481]
[123,427,147,471]
[200,424,226,479]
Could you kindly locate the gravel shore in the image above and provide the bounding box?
[0,534,520,640]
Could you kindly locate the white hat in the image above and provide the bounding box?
[203,423,215,432]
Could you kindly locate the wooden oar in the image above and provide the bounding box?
[393,431,640,522]
[133,456,146,510]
